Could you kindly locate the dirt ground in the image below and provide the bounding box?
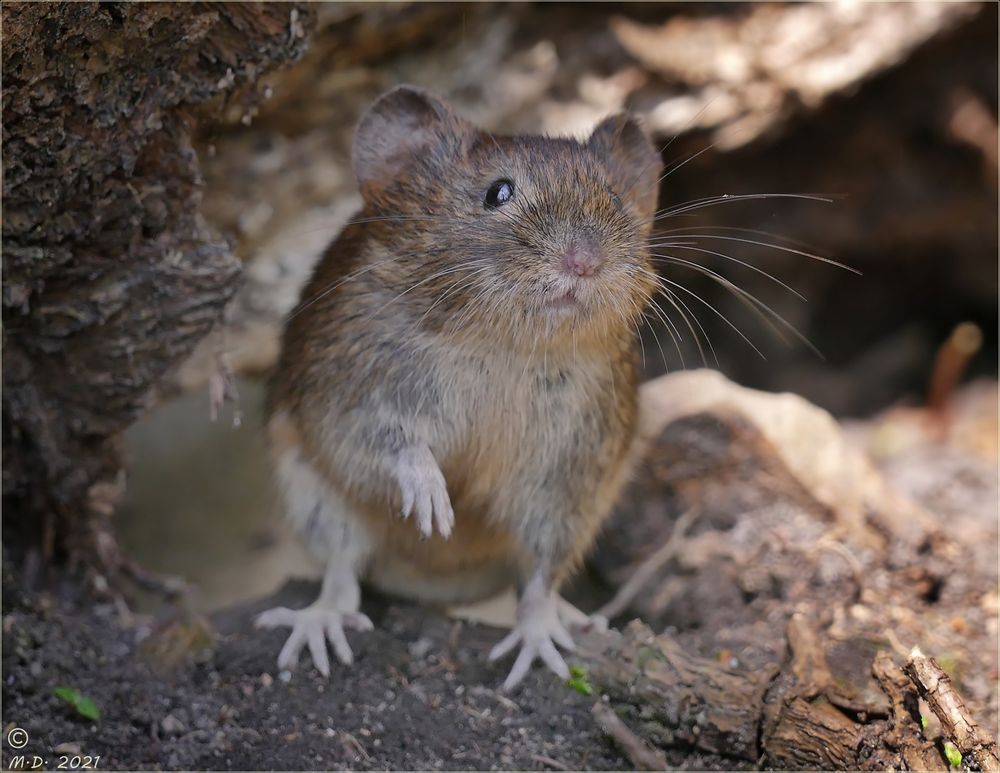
[3,578,748,772]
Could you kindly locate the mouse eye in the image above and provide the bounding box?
[484,179,515,209]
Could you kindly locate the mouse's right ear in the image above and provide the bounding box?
[353,86,467,198]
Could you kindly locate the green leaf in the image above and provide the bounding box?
[921,714,929,730]
[53,686,101,721]
[74,696,101,721]
[566,665,594,696]
[943,741,962,769]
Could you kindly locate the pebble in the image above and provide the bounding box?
[161,714,185,736]
[408,637,434,659]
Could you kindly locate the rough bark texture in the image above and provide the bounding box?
[575,618,999,771]
[1,3,313,574]
[906,650,1000,773]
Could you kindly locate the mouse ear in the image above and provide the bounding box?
[588,114,662,227]
[353,86,468,199]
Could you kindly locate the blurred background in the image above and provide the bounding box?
[114,2,997,610]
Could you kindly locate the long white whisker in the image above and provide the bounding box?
[650,232,856,273]
[650,270,766,359]
[650,254,823,357]
[636,266,713,368]
[654,193,835,222]
[642,292,685,368]
[651,243,808,301]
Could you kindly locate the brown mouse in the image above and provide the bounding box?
[255,85,662,689]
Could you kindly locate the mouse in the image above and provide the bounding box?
[255,85,662,690]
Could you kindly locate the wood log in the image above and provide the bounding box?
[575,617,995,770]
[577,620,775,763]
[1,3,313,577]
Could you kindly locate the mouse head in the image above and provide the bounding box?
[353,86,662,345]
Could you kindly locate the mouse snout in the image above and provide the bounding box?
[561,238,604,277]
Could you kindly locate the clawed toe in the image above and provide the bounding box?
[256,605,372,676]
[500,636,569,691]
[394,446,454,540]
[490,592,583,691]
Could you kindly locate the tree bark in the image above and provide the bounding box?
[1,2,313,580]
[579,619,998,771]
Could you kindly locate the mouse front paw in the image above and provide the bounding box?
[254,604,374,676]
[392,445,454,539]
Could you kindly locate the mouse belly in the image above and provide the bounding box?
[359,500,520,605]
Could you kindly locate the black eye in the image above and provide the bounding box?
[484,179,514,208]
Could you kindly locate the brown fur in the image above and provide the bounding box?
[268,86,661,603]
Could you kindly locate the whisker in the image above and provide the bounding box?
[635,266,712,368]
[650,232,857,274]
[638,312,669,373]
[655,142,718,187]
[371,261,495,323]
[409,265,494,333]
[650,253,823,357]
[650,254,789,339]
[656,224,826,255]
[642,292,685,369]
[647,268,766,359]
[630,310,648,371]
[654,193,836,222]
[620,94,724,199]
[657,285,712,368]
[651,243,808,301]
[287,255,404,321]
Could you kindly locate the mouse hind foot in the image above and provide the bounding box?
[255,552,373,675]
[255,602,373,675]
[261,423,376,674]
[488,576,608,691]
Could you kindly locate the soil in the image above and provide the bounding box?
[2,578,748,771]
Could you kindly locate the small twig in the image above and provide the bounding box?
[530,754,571,771]
[470,685,519,713]
[339,730,371,762]
[926,322,983,435]
[905,647,1000,773]
[592,701,668,771]
[597,508,698,620]
[871,651,946,772]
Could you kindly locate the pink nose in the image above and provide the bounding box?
[562,239,604,277]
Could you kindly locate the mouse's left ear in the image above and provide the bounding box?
[353,85,473,201]
[588,114,662,227]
